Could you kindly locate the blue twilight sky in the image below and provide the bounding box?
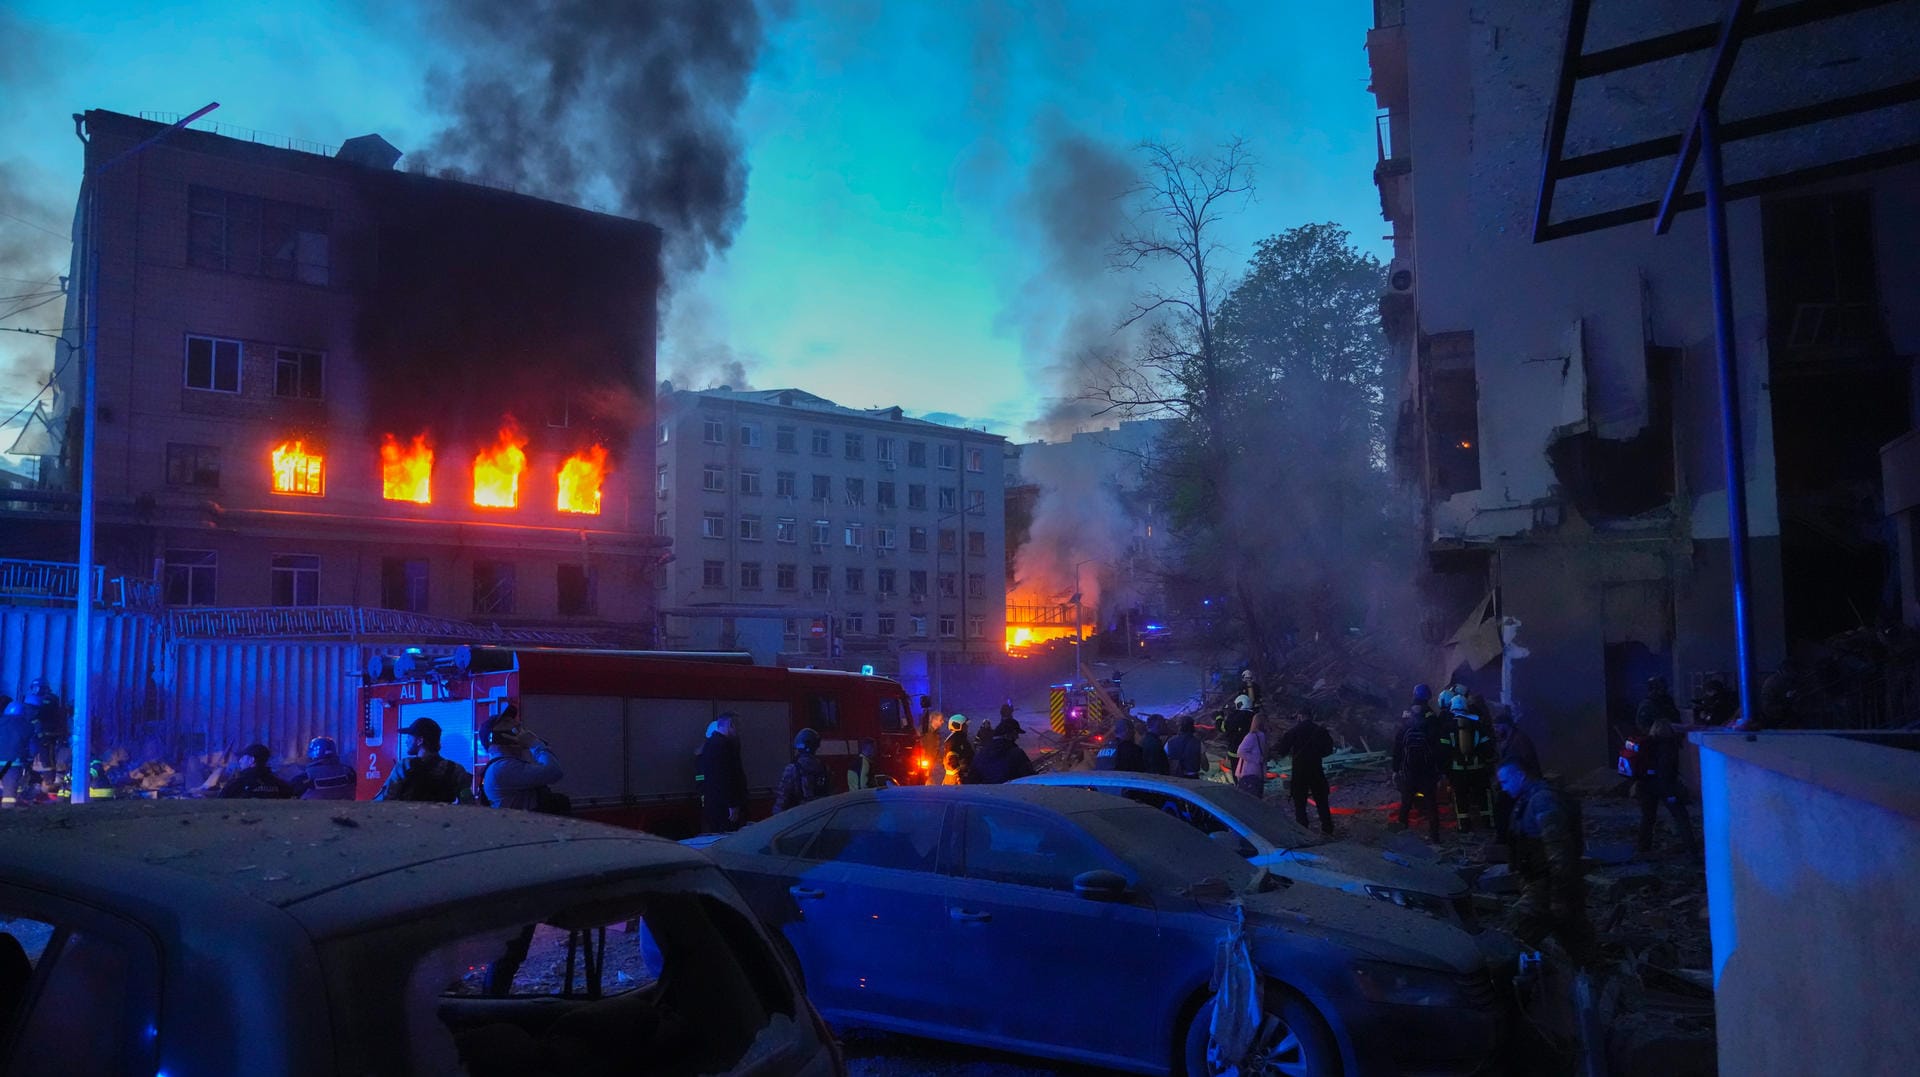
[0,1,1385,440]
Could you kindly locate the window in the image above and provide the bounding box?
[877,612,896,635]
[911,615,928,637]
[270,441,325,495]
[656,465,668,498]
[657,422,671,444]
[740,422,763,447]
[967,530,987,556]
[557,564,597,616]
[164,443,221,488]
[188,185,330,284]
[702,512,726,539]
[938,487,958,511]
[739,562,763,589]
[656,511,668,535]
[811,474,831,501]
[381,557,429,612]
[473,561,516,614]
[739,469,763,495]
[968,615,985,638]
[908,441,927,467]
[877,568,896,594]
[909,570,928,596]
[811,565,832,591]
[967,572,985,599]
[810,429,831,455]
[811,519,831,546]
[938,444,956,469]
[776,563,798,590]
[776,425,797,452]
[939,571,957,598]
[738,514,763,541]
[184,335,241,393]
[961,807,1110,891]
[273,348,324,400]
[269,553,320,607]
[803,801,947,871]
[844,523,865,548]
[876,527,896,550]
[544,395,571,428]
[845,477,865,505]
[703,560,726,588]
[843,433,864,461]
[908,526,928,552]
[878,437,897,464]
[939,529,958,554]
[967,489,987,513]
[939,614,957,637]
[776,516,798,543]
[703,418,726,444]
[776,470,797,497]
[845,567,864,593]
[967,446,985,473]
[0,905,162,1074]
[845,611,865,633]
[877,481,896,507]
[703,465,726,492]
[908,484,927,510]
[163,549,216,606]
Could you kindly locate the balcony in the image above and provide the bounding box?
[1367,0,1408,108]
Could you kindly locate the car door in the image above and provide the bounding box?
[776,798,952,1025]
[939,804,1180,1071]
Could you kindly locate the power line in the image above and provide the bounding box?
[0,211,71,242]
[0,293,65,324]
[0,349,72,434]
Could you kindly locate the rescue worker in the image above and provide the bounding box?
[1163,716,1207,778]
[774,727,830,811]
[1240,669,1263,711]
[1232,711,1270,798]
[1636,676,1683,735]
[696,714,748,831]
[1392,704,1444,840]
[218,744,295,799]
[1140,715,1170,775]
[1634,716,1697,857]
[1492,708,1540,843]
[1275,707,1336,834]
[1409,683,1436,720]
[290,736,356,800]
[1095,717,1147,772]
[1692,677,1738,726]
[480,707,565,812]
[972,717,1034,784]
[1441,701,1497,831]
[0,696,34,806]
[847,737,880,791]
[17,679,66,783]
[1220,691,1254,756]
[373,717,476,804]
[941,714,976,785]
[1499,759,1597,966]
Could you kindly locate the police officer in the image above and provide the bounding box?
[1499,759,1597,966]
[1095,717,1147,772]
[291,736,357,800]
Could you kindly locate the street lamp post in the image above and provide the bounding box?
[1072,558,1097,686]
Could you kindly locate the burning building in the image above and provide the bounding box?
[31,111,666,628]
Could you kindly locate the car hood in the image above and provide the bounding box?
[1213,883,1484,976]
[1258,842,1467,898]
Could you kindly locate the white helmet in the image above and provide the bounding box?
[948,714,967,731]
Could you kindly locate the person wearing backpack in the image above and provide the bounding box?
[773,728,830,812]
[1393,705,1444,840]
[372,717,476,804]
[1276,707,1337,835]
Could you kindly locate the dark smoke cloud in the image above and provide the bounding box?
[0,12,73,417]
[415,0,763,271]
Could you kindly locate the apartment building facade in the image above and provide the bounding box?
[1371,2,1920,769]
[35,110,666,631]
[656,388,1007,657]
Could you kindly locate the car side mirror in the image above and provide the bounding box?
[1073,869,1130,901]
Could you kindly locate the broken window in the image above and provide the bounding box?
[473,561,516,615]
[1547,345,1677,521]
[556,564,596,616]
[1424,331,1480,498]
[1763,191,1888,363]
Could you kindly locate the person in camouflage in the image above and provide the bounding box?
[1498,759,1597,967]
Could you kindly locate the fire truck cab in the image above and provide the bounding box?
[357,646,917,836]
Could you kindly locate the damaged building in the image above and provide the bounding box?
[19,110,667,633]
[1370,1,1920,771]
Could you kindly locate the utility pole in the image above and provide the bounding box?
[70,103,217,803]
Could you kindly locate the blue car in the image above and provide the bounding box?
[701,785,1503,1076]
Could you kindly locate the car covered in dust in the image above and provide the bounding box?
[701,785,1503,1076]
[0,800,840,1077]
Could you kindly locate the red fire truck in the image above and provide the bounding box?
[355,646,917,836]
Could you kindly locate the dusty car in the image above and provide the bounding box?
[1016,771,1476,925]
[703,785,1503,1077]
[0,800,840,1077]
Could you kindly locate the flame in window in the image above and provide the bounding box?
[556,444,609,515]
[270,440,324,495]
[380,433,433,504]
[472,421,528,509]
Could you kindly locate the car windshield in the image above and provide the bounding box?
[1183,782,1330,850]
[1075,806,1260,895]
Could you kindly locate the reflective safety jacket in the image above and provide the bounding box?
[1441,718,1496,773]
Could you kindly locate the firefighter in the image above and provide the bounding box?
[972,718,1034,784]
[1409,682,1436,720]
[941,714,975,785]
[218,744,295,799]
[921,700,946,784]
[774,727,830,810]
[1634,716,1697,857]
[1392,705,1444,840]
[480,707,565,812]
[0,696,33,806]
[1239,669,1263,711]
[291,736,357,800]
[1276,707,1337,834]
[696,714,748,831]
[1499,759,1597,966]
[374,717,476,804]
[1442,701,1497,832]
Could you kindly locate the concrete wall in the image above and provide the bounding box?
[1694,732,1920,1075]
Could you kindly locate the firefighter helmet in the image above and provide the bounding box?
[307,736,338,762]
[948,714,967,731]
[793,727,821,753]
[1413,683,1432,702]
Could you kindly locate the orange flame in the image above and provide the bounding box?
[556,444,609,515]
[472,421,528,509]
[380,433,433,504]
[270,440,325,495]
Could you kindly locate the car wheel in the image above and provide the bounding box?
[1183,984,1340,1077]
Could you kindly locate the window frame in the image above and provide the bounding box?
[164,442,222,489]
[163,548,217,607]
[273,347,324,401]
[472,560,517,615]
[183,334,242,394]
[270,552,321,608]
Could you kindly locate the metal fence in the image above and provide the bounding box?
[0,558,104,605]
[169,605,617,646]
